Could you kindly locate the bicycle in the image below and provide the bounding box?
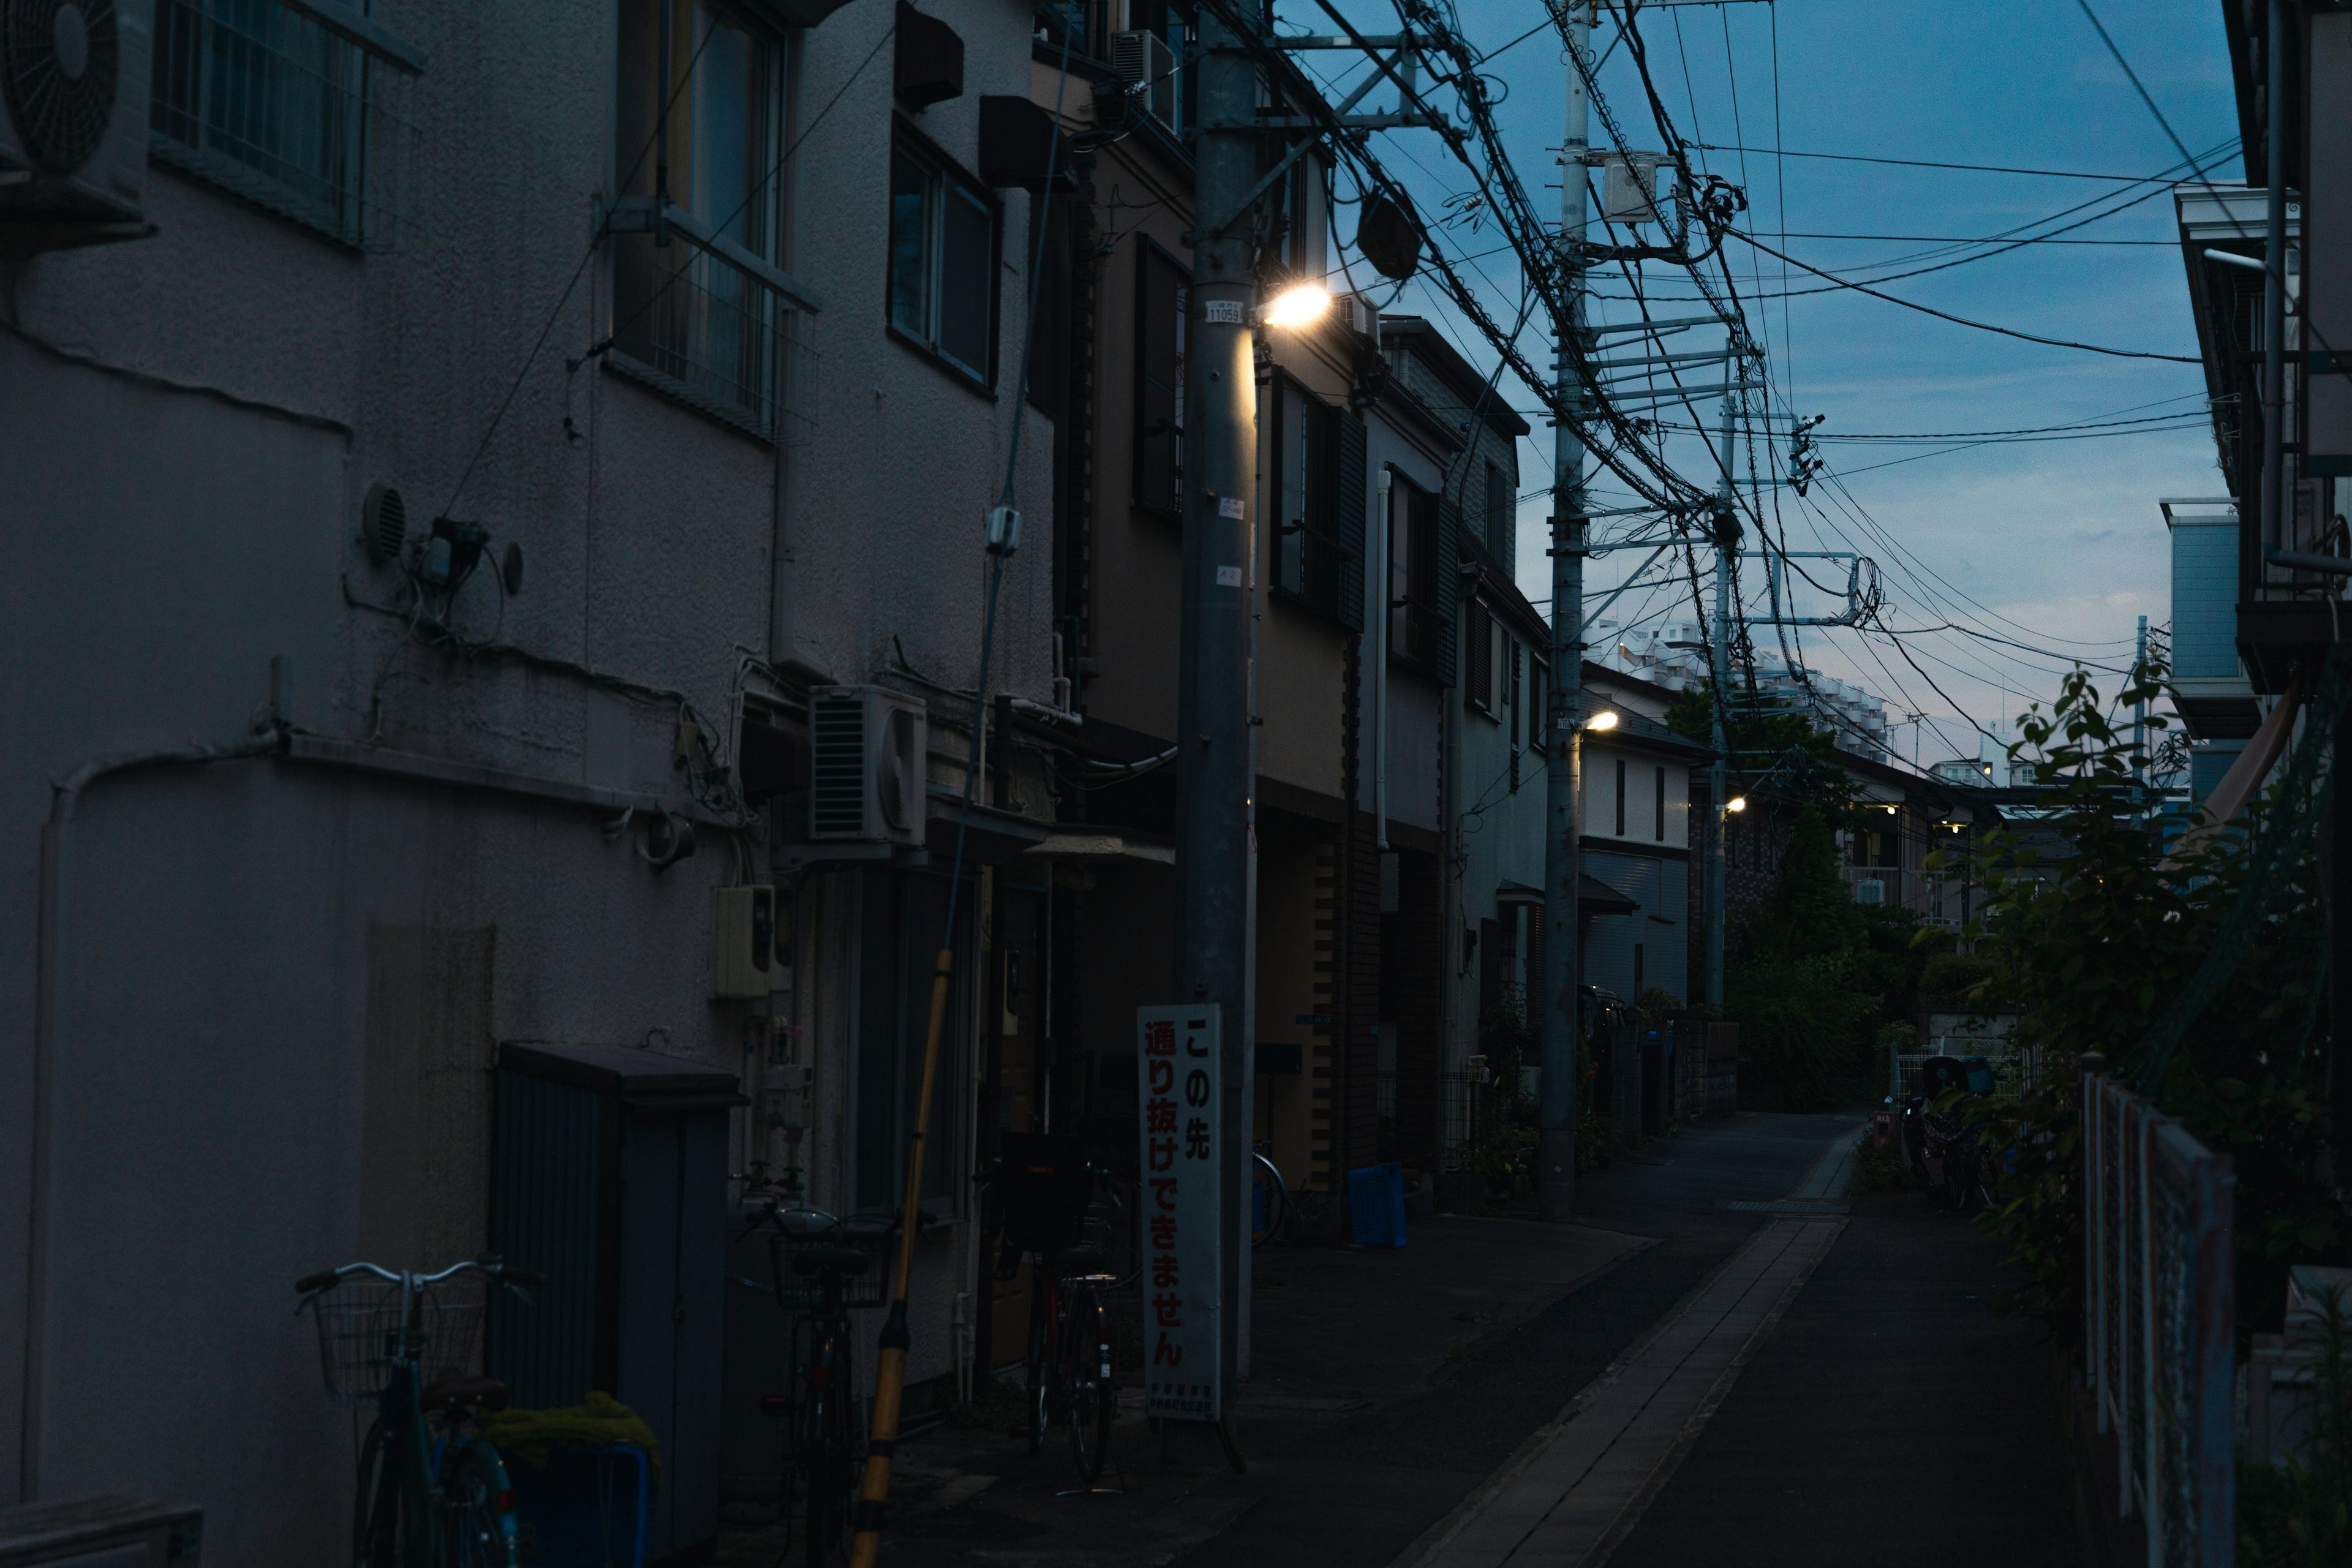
[1251,1148,1287,1247]
[758,1205,895,1568]
[295,1255,542,1567]
[978,1135,1128,1485]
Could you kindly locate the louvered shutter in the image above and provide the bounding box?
[1433,494,1462,685]
[1334,407,1367,633]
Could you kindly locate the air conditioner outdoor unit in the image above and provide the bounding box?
[1854,878,1887,907]
[0,0,154,233]
[807,685,927,845]
[1109,29,1176,132]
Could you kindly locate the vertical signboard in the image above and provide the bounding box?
[1136,1004,1221,1420]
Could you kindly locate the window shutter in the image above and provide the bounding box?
[1334,407,1367,633]
[1465,599,1491,709]
[1433,494,1462,685]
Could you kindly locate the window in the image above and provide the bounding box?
[1484,461,1513,563]
[1464,600,1494,711]
[153,0,407,247]
[1654,766,1667,841]
[612,0,790,432]
[1528,658,1545,752]
[1389,474,1458,680]
[1134,243,1189,518]
[1269,378,1366,627]
[1614,758,1626,836]
[1508,638,1523,748]
[888,128,999,385]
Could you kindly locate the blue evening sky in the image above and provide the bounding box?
[1308,0,2242,766]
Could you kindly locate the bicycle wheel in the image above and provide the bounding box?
[1058,1287,1114,1485]
[1024,1287,1052,1455]
[1251,1153,1287,1248]
[353,1416,407,1568]
[802,1343,853,1567]
[439,1440,515,1568]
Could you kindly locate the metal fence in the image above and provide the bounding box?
[1374,1071,1499,1170]
[2083,1073,2236,1568]
[1888,1047,2042,1103]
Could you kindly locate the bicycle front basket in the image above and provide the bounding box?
[306,1274,486,1407]
[769,1215,896,1312]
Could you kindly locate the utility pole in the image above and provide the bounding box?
[2133,614,2149,812]
[1538,0,1591,1223]
[1704,372,1739,1009]
[1171,0,1261,1463]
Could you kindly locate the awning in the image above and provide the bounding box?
[1579,873,1638,917]
[1019,831,1175,866]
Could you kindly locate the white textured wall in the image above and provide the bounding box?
[0,0,1048,1548]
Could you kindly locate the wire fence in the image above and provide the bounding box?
[1375,1071,1509,1170]
[2084,1072,2236,1567]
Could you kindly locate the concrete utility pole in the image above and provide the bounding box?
[1538,0,1592,1223]
[2261,0,2287,563]
[1174,0,1261,1460]
[1705,378,1737,1009]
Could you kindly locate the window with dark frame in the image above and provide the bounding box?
[889,126,998,386]
[611,0,788,431]
[1134,243,1188,518]
[1270,374,1364,625]
[1654,765,1667,841]
[1464,599,1494,712]
[1484,460,1511,559]
[1389,475,1442,668]
[1614,757,1626,835]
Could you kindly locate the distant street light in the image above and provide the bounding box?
[1584,709,1620,732]
[1725,795,1748,813]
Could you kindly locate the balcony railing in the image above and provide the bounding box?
[152,0,419,249]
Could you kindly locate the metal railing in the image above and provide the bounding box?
[1888,1048,2041,1102]
[611,235,818,443]
[2084,1073,2236,1568]
[152,0,418,249]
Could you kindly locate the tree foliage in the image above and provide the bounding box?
[1962,663,2345,1351]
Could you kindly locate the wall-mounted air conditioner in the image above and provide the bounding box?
[807,685,927,846]
[0,0,153,233]
[1109,29,1176,132]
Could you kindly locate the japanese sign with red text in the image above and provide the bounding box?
[1135,1004,1221,1420]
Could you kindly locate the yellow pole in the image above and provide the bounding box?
[847,944,955,1568]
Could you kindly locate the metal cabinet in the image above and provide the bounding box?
[487,1042,743,1566]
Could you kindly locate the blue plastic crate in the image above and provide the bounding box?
[1348,1162,1407,1247]
[511,1444,650,1567]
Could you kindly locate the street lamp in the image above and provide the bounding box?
[1725,794,1748,813]
[1583,709,1620,732]
[1263,281,1332,330]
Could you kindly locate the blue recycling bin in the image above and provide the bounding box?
[1348,1162,1408,1247]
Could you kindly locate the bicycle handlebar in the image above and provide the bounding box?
[292,1255,541,1297]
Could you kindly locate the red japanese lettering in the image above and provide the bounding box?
[1148,1136,1177,1172]
[1152,1291,1184,1328]
[1154,1333,1183,1366]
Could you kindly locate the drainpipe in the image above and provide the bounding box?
[21,723,288,1501]
[1374,467,1392,850]
[2262,0,2287,557]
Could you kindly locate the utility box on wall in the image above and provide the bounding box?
[486,1042,745,1564]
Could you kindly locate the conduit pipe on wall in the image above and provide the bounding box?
[1374,467,1392,851]
[20,725,287,1501]
[19,700,734,1499]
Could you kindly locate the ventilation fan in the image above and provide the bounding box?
[4,0,118,173]
[0,0,149,228]
[363,483,409,566]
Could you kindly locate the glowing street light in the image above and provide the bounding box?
[1725,795,1748,813]
[1262,282,1332,330]
[1583,709,1619,732]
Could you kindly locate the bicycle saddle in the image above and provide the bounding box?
[1043,1244,1106,1276]
[791,1245,872,1278]
[421,1373,510,1414]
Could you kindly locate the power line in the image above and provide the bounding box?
[1686,140,2241,183]
[1766,230,2177,246]
[1725,230,2201,361]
